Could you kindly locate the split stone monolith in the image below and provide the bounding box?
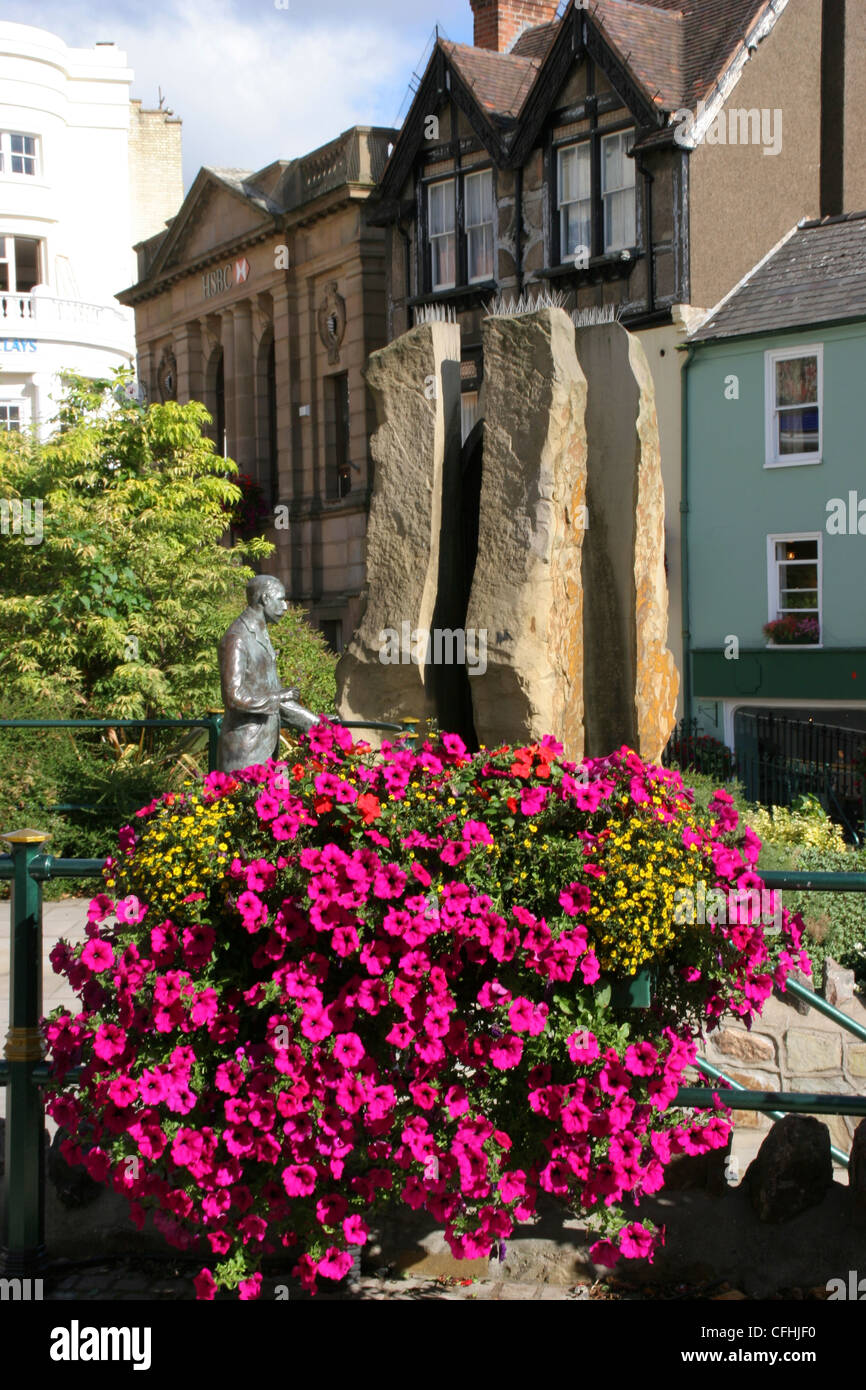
[574,322,678,763]
[336,320,462,729]
[464,307,587,761]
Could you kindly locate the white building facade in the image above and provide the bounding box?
[0,22,182,431]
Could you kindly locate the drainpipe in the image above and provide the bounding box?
[680,343,697,727]
[635,155,655,316]
[397,222,412,330]
[515,164,524,295]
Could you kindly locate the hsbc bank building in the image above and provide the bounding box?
[119,125,396,650]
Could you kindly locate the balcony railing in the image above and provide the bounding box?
[0,292,127,327]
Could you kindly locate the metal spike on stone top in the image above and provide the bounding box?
[413,303,457,326]
[486,287,568,318]
[571,303,620,327]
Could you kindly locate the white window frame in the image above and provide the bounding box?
[766,531,822,649]
[557,142,591,266]
[0,235,43,294]
[764,344,823,468]
[464,168,494,284]
[600,129,636,253]
[0,396,28,432]
[428,178,456,292]
[0,131,40,178]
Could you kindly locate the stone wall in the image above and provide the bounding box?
[698,961,866,1161]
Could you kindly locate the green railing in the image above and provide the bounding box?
[0,714,412,784]
[2,855,865,1275]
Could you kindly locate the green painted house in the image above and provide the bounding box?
[682,212,866,824]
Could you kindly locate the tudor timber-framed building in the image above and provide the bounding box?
[373,0,866,704]
[118,126,395,650]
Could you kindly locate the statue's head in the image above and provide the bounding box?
[246,574,287,624]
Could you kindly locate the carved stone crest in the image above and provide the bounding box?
[157,346,178,402]
[317,282,346,364]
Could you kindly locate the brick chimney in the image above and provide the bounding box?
[469,0,560,52]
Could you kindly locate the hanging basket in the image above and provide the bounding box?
[608,967,653,1009]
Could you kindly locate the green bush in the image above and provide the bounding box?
[680,771,866,986]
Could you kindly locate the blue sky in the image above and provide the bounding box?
[7,0,474,187]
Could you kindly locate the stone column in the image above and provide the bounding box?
[219,308,236,460]
[335,320,462,729]
[574,321,678,764]
[465,307,588,762]
[232,299,255,470]
[136,342,156,407]
[174,320,203,405]
[271,281,293,496]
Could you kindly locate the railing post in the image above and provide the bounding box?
[1,828,50,1276]
[204,713,223,773]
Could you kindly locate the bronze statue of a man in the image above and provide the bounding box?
[216,575,318,773]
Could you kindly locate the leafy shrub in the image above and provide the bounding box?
[44,735,807,1298]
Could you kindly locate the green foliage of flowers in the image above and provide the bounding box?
[680,774,866,985]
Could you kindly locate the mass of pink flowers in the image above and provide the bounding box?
[43,727,809,1298]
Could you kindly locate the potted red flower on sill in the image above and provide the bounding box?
[763,616,820,646]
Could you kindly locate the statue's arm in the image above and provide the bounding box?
[222,633,280,715]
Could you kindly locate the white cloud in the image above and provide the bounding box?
[112,0,420,184]
[2,0,475,187]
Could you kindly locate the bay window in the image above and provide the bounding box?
[557,127,636,264]
[424,166,495,293]
[465,169,494,283]
[429,179,456,291]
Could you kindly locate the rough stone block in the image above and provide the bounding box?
[335,321,462,728]
[823,957,856,1007]
[573,322,678,763]
[466,308,587,760]
[715,1028,776,1065]
[744,1115,833,1223]
[847,1045,866,1079]
[786,1029,842,1073]
[849,1118,866,1227]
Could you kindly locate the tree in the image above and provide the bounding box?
[0,372,335,719]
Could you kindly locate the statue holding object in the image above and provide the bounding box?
[216,575,318,773]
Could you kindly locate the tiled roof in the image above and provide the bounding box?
[590,1,687,110]
[689,214,866,343]
[441,40,541,119]
[591,0,773,110]
[510,21,559,61]
[439,0,777,123]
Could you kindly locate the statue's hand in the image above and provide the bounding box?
[280,687,301,704]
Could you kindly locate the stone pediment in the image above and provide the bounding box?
[153,173,273,278]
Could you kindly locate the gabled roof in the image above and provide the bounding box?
[688,213,866,343]
[510,21,559,61]
[120,127,396,302]
[441,40,542,120]
[378,0,788,205]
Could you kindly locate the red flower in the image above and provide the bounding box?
[357,794,381,825]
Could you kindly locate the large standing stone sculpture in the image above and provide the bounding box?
[336,319,462,729]
[335,303,678,765]
[464,308,587,761]
[575,323,679,763]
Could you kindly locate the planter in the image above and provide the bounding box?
[608,967,653,1009]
